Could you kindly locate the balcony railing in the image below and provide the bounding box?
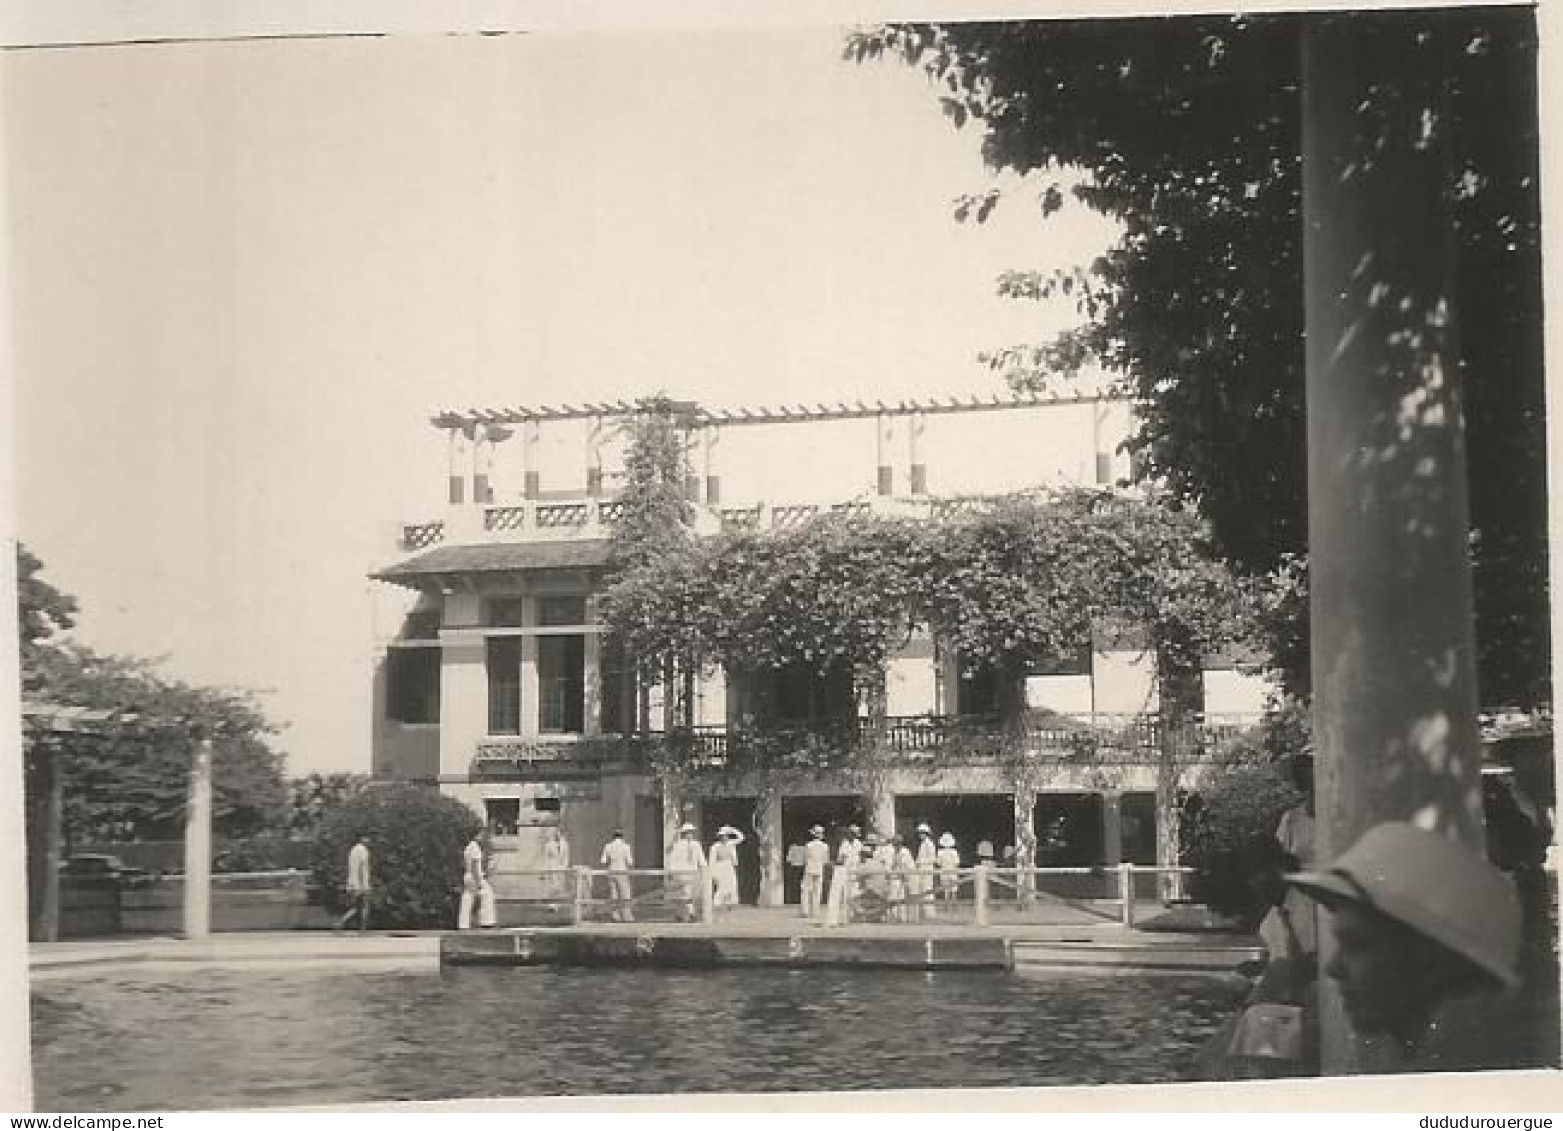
[468,713,1265,777]
[399,492,1041,551]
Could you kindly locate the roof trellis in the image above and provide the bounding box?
[430,389,1114,431]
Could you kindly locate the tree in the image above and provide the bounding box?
[287,772,371,840]
[312,784,482,929]
[847,10,1547,707]
[18,549,288,844]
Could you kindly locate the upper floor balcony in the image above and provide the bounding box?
[467,710,1268,778]
[399,491,1063,553]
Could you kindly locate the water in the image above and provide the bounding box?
[32,965,1246,1110]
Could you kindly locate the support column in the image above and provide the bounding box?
[703,426,721,506]
[1092,402,1113,486]
[27,742,62,943]
[472,429,494,505]
[586,417,604,497]
[183,737,213,940]
[520,598,540,740]
[1012,779,1037,903]
[1303,17,1483,1075]
[756,787,784,907]
[1102,790,1124,866]
[661,774,687,863]
[447,427,469,506]
[907,411,927,495]
[522,420,541,501]
[583,623,602,738]
[683,430,700,503]
[875,414,895,497]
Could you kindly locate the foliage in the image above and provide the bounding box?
[610,395,698,572]
[27,644,289,842]
[17,544,77,670]
[1181,760,1301,922]
[312,784,482,929]
[286,772,371,840]
[601,490,1257,773]
[847,11,1547,707]
[19,549,289,842]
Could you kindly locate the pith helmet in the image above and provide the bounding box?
[1286,822,1521,989]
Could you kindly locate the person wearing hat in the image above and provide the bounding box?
[911,823,937,922]
[889,834,917,923]
[824,824,862,926]
[1286,822,1523,1073]
[600,828,635,923]
[709,826,745,916]
[800,824,830,919]
[666,822,707,923]
[935,832,961,906]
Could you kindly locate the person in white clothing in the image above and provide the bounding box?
[800,824,830,918]
[600,829,635,922]
[710,826,745,915]
[542,827,572,900]
[935,832,961,908]
[338,835,372,933]
[458,832,497,930]
[667,822,707,922]
[823,824,862,926]
[912,823,937,922]
[890,834,917,923]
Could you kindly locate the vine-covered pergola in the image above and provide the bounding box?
[600,485,1258,903]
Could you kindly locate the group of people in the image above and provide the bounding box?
[596,822,748,923]
[797,822,966,923]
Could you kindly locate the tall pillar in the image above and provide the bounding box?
[586,417,604,497]
[472,429,494,505]
[447,427,469,506]
[522,420,541,501]
[703,426,721,506]
[583,613,602,738]
[27,742,62,943]
[1303,16,1483,1075]
[908,411,927,495]
[183,737,213,940]
[1092,402,1113,486]
[875,414,895,497]
[756,788,784,907]
[662,774,687,862]
[1011,780,1037,860]
[520,597,540,740]
[1102,790,1124,866]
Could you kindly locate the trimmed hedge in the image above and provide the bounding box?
[1181,762,1300,923]
[311,784,482,929]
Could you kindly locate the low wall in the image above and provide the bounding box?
[120,871,335,935]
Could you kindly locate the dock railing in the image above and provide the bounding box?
[571,866,715,925]
[819,863,1196,929]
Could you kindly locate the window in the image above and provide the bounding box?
[484,798,521,836]
[485,598,524,628]
[599,636,639,734]
[538,634,586,734]
[537,596,588,627]
[533,797,562,813]
[956,663,1000,717]
[768,661,854,722]
[386,647,440,724]
[486,637,522,735]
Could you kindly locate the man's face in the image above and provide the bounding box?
[1323,901,1425,1035]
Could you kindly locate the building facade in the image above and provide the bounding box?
[370,394,1271,904]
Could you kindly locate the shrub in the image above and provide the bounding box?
[1181,761,1301,924]
[312,784,482,929]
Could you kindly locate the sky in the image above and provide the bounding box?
[6,25,1120,774]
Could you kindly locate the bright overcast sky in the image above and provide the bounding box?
[7,25,1120,773]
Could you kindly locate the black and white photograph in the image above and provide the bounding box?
[6,0,1558,1113]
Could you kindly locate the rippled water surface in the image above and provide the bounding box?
[33,965,1245,1110]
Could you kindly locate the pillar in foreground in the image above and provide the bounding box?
[1302,15,1484,1074]
[182,737,213,940]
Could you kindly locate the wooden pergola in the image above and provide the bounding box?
[430,388,1113,431]
[22,701,215,944]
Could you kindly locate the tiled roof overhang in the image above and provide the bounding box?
[371,539,614,588]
